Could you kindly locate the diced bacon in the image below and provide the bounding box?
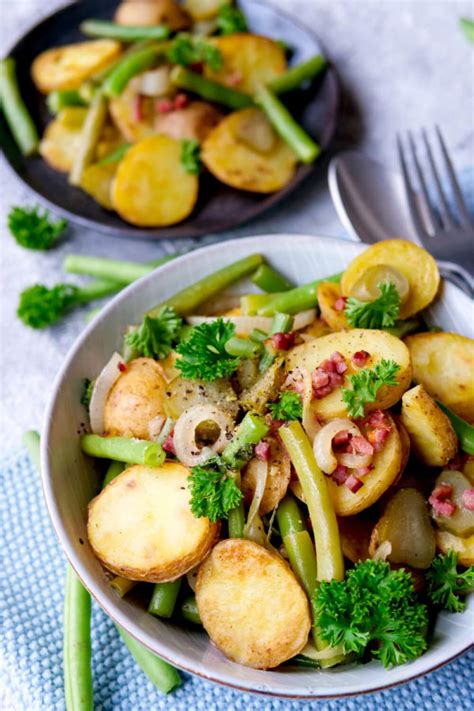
[328,371,344,388]
[156,98,174,114]
[265,415,284,437]
[292,380,305,394]
[320,358,336,373]
[345,474,364,493]
[332,465,348,486]
[118,362,127,373]
[132,95,144,122]
[334,297,347,311]
[352,350,370,368]
[312,369,330,389]
[333,430,350,447]
[432,499,456,517]
[312,352,347,399]
[366,410,391,431]
[461,489,474,511]
[429,483,456,518]
[355,464,374,477]
[162,433,176,455]
[350,436,374,456]
[367,427,390,452]
[255,441,271,461]
[336,360,348,374]
[173,92,189,109]
[314,385,333,399]
[271,332,296,351]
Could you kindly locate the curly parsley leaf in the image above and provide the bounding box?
[217,3,248,35]
[268,391,302,421]
[180,138,201,174]
[345,282,401,329]
[426,550,474,612]
[313,560,428,668]
[176,318,240,381]
[341,359,400,418]
[81,378,95,408]
[167,35,223,71]
[17,283,80,329]
[8,205,67,250]
[125,308,182,360]
[188,456,243,522]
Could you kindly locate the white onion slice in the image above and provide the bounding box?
[140,67,172,97]
[173,405,235,467]
[148,415,166,442]
[338,451,373,469]
[186,309,316,336]
[186,565,200,592]
[243,459,268,539]
[313,419,361,474]
[373,540,392,562]
[89,352,126,435]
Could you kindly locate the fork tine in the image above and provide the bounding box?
[422,129,455,229]
[396,134,430,244]
[435,125,473,227]
[407,131,440,231]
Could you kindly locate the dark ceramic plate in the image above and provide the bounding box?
[1,0,339,240]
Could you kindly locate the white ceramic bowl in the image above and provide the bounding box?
[42,234,474,698]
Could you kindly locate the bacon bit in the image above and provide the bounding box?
[312,352,347,399]
[429,483,456,517]
[367,427,390,452]
[162,433,176,455]
[334,297,347,311]
[226,71,243,86]
[312,369,330,389]
[173,92,189,109]
[355,464,374,477]
[271,332,296,351]
[156,98,174,114]
[350,436,374,456]
[345,474,364,493]
[118,362,127,373]
[264,415,284,437]
[461,489,474,511]
[366,409,392,431]
[132,94,144,122]
[352,350,370,368]
[331,464,348,486]
[333,430,350,448]
[255,441,271,461]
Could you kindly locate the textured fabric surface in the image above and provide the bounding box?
[1,448,473,710]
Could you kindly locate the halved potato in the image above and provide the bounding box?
[104,357,168,440]
[196,539,311,669]
[81,161,119,209]
[202,108,297,193]
[242,437,291,515]
[39,113,86,172]
[400,385,458,467]
[32,40,122,93]
[406,332,474,422]
[341,240,440,319]
[337,516,373,563]
[88,463,219,581]
[115,0,191,29]
[286,329,412,421]
[205,34,286,95]
[317,282,348,331]
[327,413,402,516]
[112,134,198,226]
[436,529,474,567]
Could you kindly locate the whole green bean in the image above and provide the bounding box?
[69,92,108,186]
[64,566,94,711]
[80,435,165,467]
[221,412,269,469]
[180,595,202,625]
[47,90,87,114]
[0,58,39,156]
[251,264,293,293]
[102,460,124,488]
[254,84,320,164]
[148,580,182,618]
[103,47,162,98]
[437,402,474,455]
[276,495,317,598]
[267,54,326,94]
[117,626,181,694]
[81,19,170,42]
[270,312,293,334]
[241,293,274,315]
[110,576,136,597]
[148,253,264,317]
[225,336,263,358]
[96,143,131,166]
[170,65,254,109]
[257,272,343,316]
[65,255,154,284]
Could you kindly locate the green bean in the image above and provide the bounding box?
[437,403,474,455]
[23,430,42,469]
[80,435,165,467]
[270,312,293,334]
[222,412,269,469]
[386,318,420,338]
[117,626,181,694]
[80,19,170,42]
[102,460,125,488]
[96,143,131,166]
[65,255,154,283]
[250,328,268,343]
[0,58,39,156]
[251,264,293,293]
[170,65,254,109]
[224,336,263,358]
[148,580,182,618]
[228,499,245,538]
[241,293,274,315]
[110,576,136,597]
[148,253,264,317]
[257,272,343,316]
[103,47,162,98]
[276,495,317,598]
[69,92,108,186]
[267,54,326,94]
[460,17,474,43]
[47,90,87,114]
[64,567,94,711]
[180,595,202,625]
[254,84,319,164]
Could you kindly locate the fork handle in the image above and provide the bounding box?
[438,261,474,299]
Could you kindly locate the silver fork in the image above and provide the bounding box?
[397,127,474,297]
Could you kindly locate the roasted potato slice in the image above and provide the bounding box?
[196,539,311,669]
[155,101,223,142]
[32,40,122,93]
[164,376,239,420]
[104,357,168,440]
[88,462,219,582]
[400,385,458,467]
[202,108,297,193]
[115,0,191,30]
[327,414,402,516]
[430,470,474,537]
[80,161,118,210]
[286,329,412,421]
[205,34,286,95]
[112,134,198,226]
[317,282,348,331]
[369,488,436,569]
[39,112,86,172]
[242,437,291,515]
[341,239,440,319]
[406,332,474,422]
[337,516,373,563]
[435,530,474,567]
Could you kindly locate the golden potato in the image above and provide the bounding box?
[32,40,122,93]
[341,239,440,319]
[154,101,223,142]
[81,161,118,209]
[242,438,291,515]
[436,530,474,567]
[184,0,225,20]
[88,463,219,582]
[196,539,311,668]
[393,416,411,481]
[112,134,198,226]
[327,414,402,516]
[104,357,167,439]
[317,282,348,331]
[205,34,286,95]
[39,112,85,172]
[202,108,297,193]
[286,329,412,421]
[400,385,458,467]
[95,124,126,160]
[337,516,373,563]
[115,0,191,30]
[406,332,474,422]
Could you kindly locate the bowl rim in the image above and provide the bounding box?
[41,233,473,698]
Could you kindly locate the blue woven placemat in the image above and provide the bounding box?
[0,448,472,710]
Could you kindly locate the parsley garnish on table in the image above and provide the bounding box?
[313,560,428,668]
[345,281,401,329]
[125,308,183,360]
[176,318,239,381]
[341,359,400,418]
[427,550,474,612]
[167,35,223,71]
[8,205,67,250]
[269,391,303,421]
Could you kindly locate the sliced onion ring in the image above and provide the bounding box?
[337,450,373,469]
[186,309,316,336]
[173,405,235,467]
[313,419,361,474]
[89,352,126,435]
[243,459,268,539]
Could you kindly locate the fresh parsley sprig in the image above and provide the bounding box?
[345,281,401,329]
[125,308,183,360]
[8,205,67,250]
[188,456,243,522]
[176,318,240,381]
[313,560,428,669]
[426,550,474,613]
[341,359,400,418]
[268,391,302,421]
[180,139,201,175]
[217,3,248,35]
[167,35,223,71]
